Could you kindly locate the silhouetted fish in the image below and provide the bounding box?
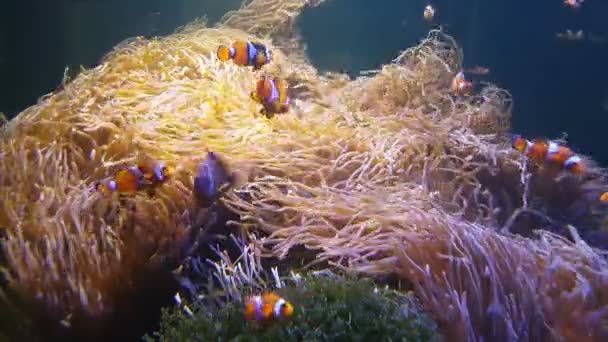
[193,152,233,207]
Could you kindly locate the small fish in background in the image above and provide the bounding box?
[526,139,550,164]
[217,41,272,71]
[511,135,549,164]
[511,134,587,175]
[423,5,435,21]
[465,66,490,76]
[564,0,584,9]
[546,142,587,174]
[250,76,291,118]
[545,141,574,167]
[588,33,608,44]
[137,156,174,185]
[193,151,234,207]
[451,71,473,96]
[563,155,586,175]
[95,166,144,196]
[556,29,585,41]
[556,30,607,44]
[244,292,294,323]
[511,135,531,154]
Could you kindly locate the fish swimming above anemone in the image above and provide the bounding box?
[244,292,294,323]
[193,151,235,207]
[512,135,549,165]
[95,157,174,196]
[451,71,473,96]
[423,5,435,21]
[95,166,145,196]
[511,134,587,175]
[564,0,583,9]
[137,156,174,185]
[217,41,272,71]
[250,76,290,118]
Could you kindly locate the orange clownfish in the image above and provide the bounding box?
[217,41,272,71]
[244,292,293,323]
[563,155,585,175]
[250,77,290,118]
[451,71,473,95]
[423,5,435,21]
[512,135,549,164]
[564,0,583,9]
[137,158,174,185]
[511,134,530,153]
[95,167,144,196]
[545,142,574,167]
[525,139,550,164]
[599,192,608,203]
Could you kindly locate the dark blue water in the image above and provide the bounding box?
[2,0,608,165]
[0,0,240,116]
[299,0,608,164]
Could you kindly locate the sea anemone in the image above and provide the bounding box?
[1,0,607,341]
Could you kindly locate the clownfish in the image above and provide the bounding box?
[217,41,272,71]
[546,142,574,167]
[512,135,549,164]
[526,140,549,164]
[244,292,294,323]
[137,157,174,185]
[563,155,585,175]
[95,166,144,196]
[545,141,586,175]
[250,77,290,118]
[512,134,587,176]
[193,151,234,207]
[599,192,608,203]
[511,134,530,153]
[564,0,583,9]
[451,71,473,95]
[423,5,435,21]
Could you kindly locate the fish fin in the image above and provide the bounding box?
[262,108,274,119]
[250,91,260,103]
[278,102,289,114]
[255,53,267,69]
[146,187,156,197]
[217,45,231,62]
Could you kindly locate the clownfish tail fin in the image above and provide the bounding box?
[217,45,232,62]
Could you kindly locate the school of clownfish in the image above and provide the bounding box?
[511,135,608,203]
[423,2,608,204]
[94,33,481,202]
[94,40,288,198]
[92,40,296,325]
[511,135,586,175]
[92,2,598,324]
[87,35,530,327]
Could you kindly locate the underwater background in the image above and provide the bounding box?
[2,0,608,163]
[2,1,608,341]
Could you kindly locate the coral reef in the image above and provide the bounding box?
[1,0,608,341]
